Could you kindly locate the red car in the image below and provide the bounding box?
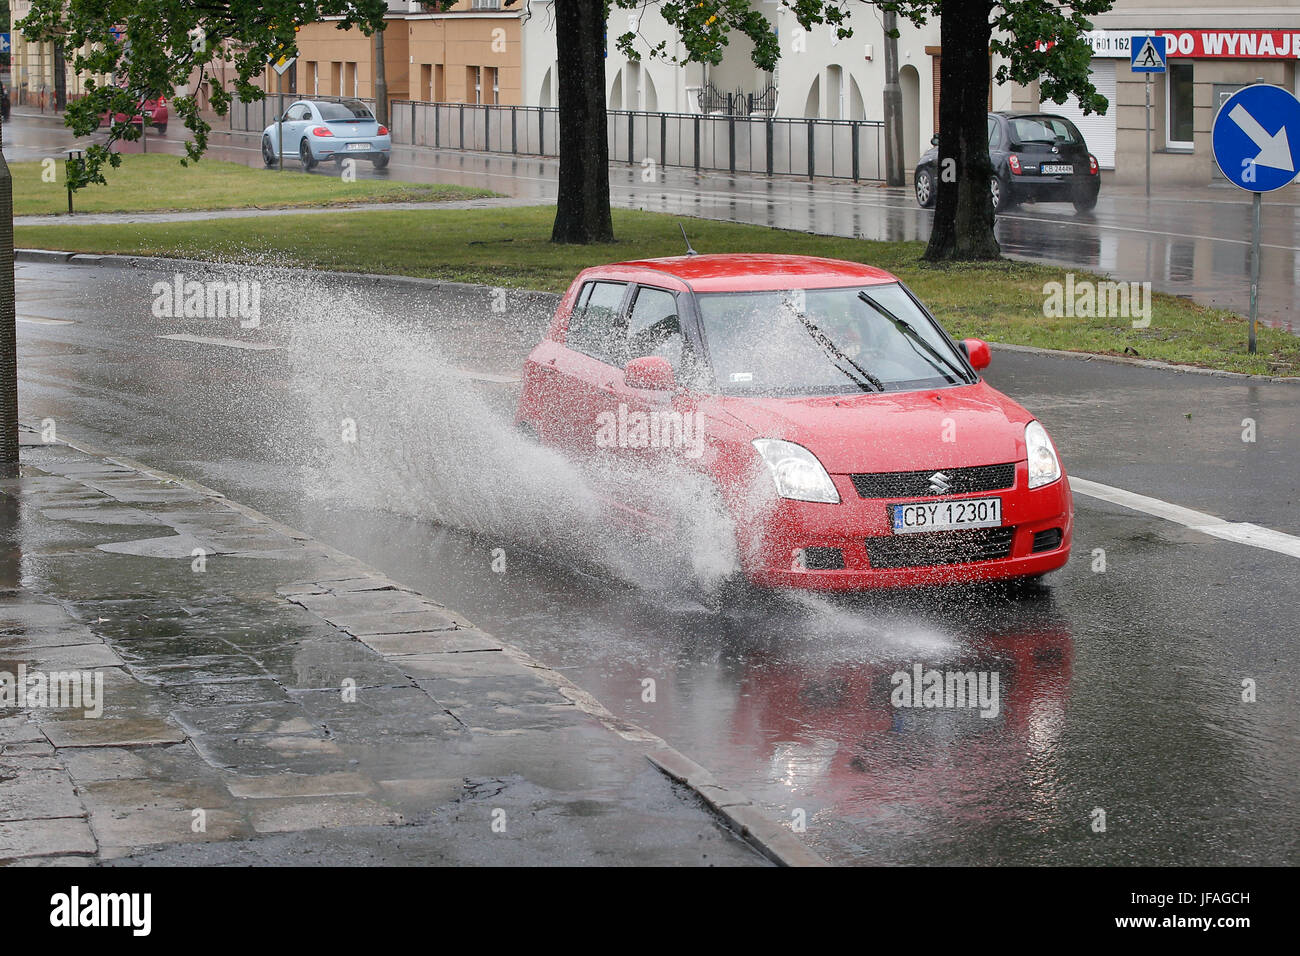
[516,254,1073,591]
[101,94,168,134]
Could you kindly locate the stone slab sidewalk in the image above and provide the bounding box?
[0,428,818,865]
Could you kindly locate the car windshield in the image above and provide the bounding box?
[695,283,972,396]
[1010,116,1081,145]
[317,101,374,121]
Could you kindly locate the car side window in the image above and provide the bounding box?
[626,287,685,365]
[988,117,1002,150]
[566,281,627,365]
[286,104,311,122]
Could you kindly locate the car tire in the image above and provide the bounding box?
[299,139,317,170]
[373,153,390,170]
[991,174,1014,213]
[914,167,936,208]
[153,124,167,135]
[262,136,277,167]
[1072,187,1099,213]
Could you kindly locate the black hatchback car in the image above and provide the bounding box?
[915,112,1100,213]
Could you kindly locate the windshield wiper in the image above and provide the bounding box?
[786,301,884,393]
[856,291,970,385]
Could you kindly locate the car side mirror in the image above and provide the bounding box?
[931,134,939,146]
[961,338,991,371]
[624,355,676,390]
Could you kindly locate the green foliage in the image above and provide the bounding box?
[17,0,402,188]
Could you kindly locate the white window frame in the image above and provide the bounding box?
[1165,61,1194,150]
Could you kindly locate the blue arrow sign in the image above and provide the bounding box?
[1212,84,1300,193]
[0,33,10,55]
[1130,35,1166,73]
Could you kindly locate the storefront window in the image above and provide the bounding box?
[1167,62,1194,148]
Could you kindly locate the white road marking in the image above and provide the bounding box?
[17,316,75,325]
[158,334,279,351]
[1072,477,1300,559]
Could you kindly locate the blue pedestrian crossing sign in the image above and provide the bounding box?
[1212,84,1300,193]
[1130,35,1166,73]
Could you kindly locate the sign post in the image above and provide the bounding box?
[272,54,296,174]
[1211,83,1300,354]
[1130,35,1167,199]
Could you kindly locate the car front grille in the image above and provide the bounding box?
[850,463,1016,499]
[866,527,1015,569]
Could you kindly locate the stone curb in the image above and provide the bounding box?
[986,340,1300,385]
[14,248,560,310]
[16,247,1297,385]
[648,749,826,867]
[22,424,825,867]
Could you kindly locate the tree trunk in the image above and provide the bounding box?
[53,43,67,112]
[551,0,613,244]
[923,0,1000,262]
[882,11,904,187]
[0,123,16,478]
[373,24,388,126]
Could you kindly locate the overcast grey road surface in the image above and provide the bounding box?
[6,109,1299,332]
[13,259,1299,865]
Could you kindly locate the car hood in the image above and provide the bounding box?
[707,382,1033,473]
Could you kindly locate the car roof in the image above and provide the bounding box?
[603,254,898,292]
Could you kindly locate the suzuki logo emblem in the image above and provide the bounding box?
[928,472,952,495]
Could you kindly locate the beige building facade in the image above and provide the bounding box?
[1011,2,1300,184]
[269,3,523,112]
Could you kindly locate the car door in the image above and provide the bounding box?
[546,279,632,469]
[275,102,313,156]
[612,284,703,463]
[606,283,714,524]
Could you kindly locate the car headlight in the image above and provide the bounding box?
[1025,421,1062,489]
[752,439,840,503]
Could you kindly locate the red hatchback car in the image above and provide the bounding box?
[101,95,169,135]
[516,254,1073,591]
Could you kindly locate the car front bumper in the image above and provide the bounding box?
[740,466,1074,590]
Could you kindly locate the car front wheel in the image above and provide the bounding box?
[262,136,277,166]
[914,167,936,208]
[299,139,317,170]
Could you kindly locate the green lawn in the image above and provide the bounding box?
[11,154,497,216]
[15,204,1299,377]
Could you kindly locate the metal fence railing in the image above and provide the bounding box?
[228,93,886,183]
[228,93,377,136]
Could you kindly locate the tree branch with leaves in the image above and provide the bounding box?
[18,0,398,190]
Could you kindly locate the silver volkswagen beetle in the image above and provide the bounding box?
[262,98,392,170]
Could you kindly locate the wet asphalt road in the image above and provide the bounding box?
[13,260,1298,866]
[6,109,1299,332]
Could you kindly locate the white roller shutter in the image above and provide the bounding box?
[1046,59,1117,169]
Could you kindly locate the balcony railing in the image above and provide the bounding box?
[696,82,778,117]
